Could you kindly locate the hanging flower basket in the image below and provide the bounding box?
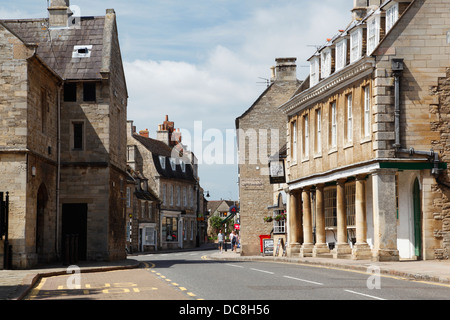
[274,213,286,222]
[264,216,273,223]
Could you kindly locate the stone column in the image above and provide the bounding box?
[300,187,313,257]
[288,190,302,256]
[334,179,351,258]
[372,169,399,261]
[352,175,372,260]
[313,184,329,256]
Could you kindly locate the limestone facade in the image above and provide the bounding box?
[127,117,202,251]
[280,0,450,261]
[0,2,128,268]
[236,58,300,256]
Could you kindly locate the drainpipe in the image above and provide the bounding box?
[391,58,443,177]
[56,82,62,258]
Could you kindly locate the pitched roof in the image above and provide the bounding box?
[1,16,106,80]
[132,134,196,183]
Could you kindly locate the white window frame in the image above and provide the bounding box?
[310,56,320,86]
[159,156,166,169]
[141,201,146,219]
[386,2,399,33]
[291,120,297,164]
[303,115,309,159]
[320,48,332,79]
[364,86,371,138]
[350,28,362,63]
[324,188,337,228]
[347,94,353,142]
[367,15,380,55]
[126,187,131,208]
[330,102,337,149]
[169,158,176,171]
[162,184,166,205]
[335,39,347,71]
[316,109,322,154]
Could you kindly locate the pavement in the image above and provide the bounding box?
[1,243,450,300]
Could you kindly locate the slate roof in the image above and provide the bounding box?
[1,16,106,80]
[132,134,196,183]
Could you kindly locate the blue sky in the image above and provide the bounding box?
[1,0,353,201]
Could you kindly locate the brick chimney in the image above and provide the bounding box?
[157,115,181,146]
[139,128,149,138]
[48,0,70,28]
[273,58,297,82]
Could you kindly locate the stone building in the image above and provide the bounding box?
[125,165,160,253]
[0,0,128,268]
[127,117,202,251]
[236,58,300,256]
[280,0,450,261]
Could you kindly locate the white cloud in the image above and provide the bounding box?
[124,1,352,199]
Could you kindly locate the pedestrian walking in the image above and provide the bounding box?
[217,229,224,253]
[232,231,238,252]
[230,231,235,251]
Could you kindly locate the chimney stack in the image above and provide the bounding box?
[352,0,368,21]
[273,58,297,82]
[48,0,70,28]
[139,129,149,138]
[157,115,181,146]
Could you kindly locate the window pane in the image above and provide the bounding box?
[64,83,77,102]
[325,189,337,227]
[83,83,96,102]
[73,122,83,150]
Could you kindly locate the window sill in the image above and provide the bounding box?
[360,137,372,145]
[328,148,337,155]
[343,143,353,150]
[313,153,322,159]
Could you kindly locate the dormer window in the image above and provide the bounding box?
[335,38,347,72]
[159,156,166,169]
[180,160,186,173]
[320,48,332,79]
[367,13,381,55]
[350,28,363,63]
[169,158,176,171]
[310,56,320,87]
[72,45,93,58]
[386,2,399,33]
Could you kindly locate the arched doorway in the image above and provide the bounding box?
[36,184,48,260]
[412,178,422,258]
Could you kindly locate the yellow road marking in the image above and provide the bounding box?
[26,277,47,300]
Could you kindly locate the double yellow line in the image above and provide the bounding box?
[142,261,203,300]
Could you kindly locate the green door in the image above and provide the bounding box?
[413,179,422,258]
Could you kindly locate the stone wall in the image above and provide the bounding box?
[237,77,298,256]
[372,0,450,259]
[430,69,450,259]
